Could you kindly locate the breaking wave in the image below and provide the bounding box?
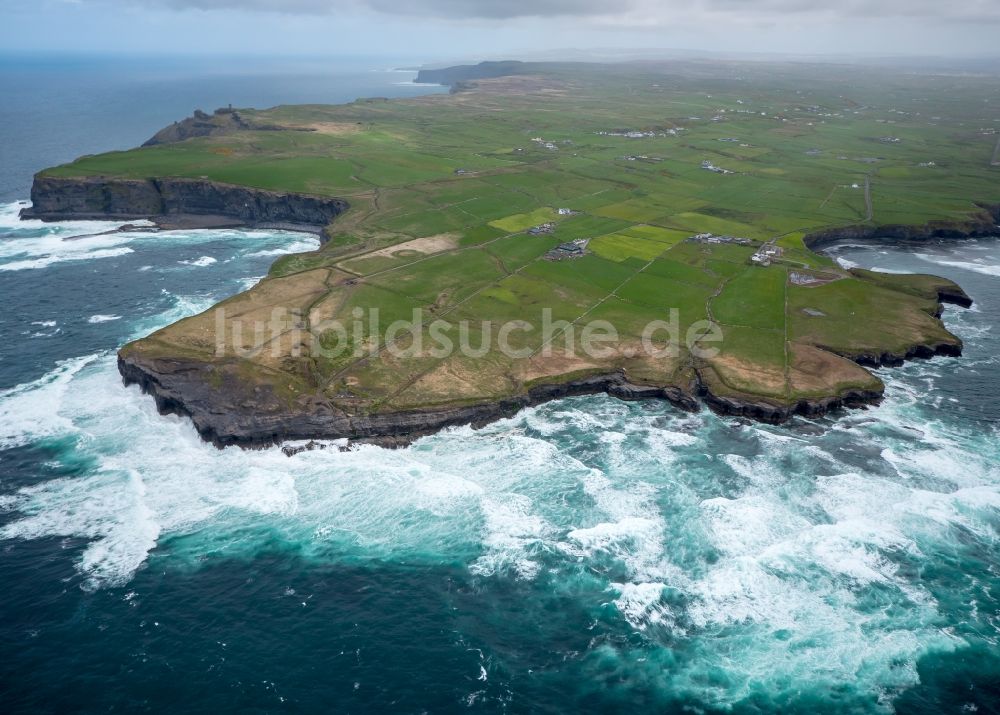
[178,256,218,267]
[0,247,135,272]
[1,348,996,706]
[915,252,1000,277]
[244,238,320,257]
[0,202,319,272]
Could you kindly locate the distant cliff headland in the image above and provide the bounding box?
[415,60,533,87]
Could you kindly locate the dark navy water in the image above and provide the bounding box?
[1,59,999,714]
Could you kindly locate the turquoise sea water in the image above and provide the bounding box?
[0,198,998,712]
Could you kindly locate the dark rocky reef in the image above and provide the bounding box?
[22,175,348,236]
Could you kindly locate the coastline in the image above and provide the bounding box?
[23,176,985,451]
[117,354,878,450]
[117,315,968,451]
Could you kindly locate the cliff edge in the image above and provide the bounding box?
[21,175,349,236]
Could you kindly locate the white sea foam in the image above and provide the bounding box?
[0,202,158,272]
[87,314,121,324]
[0,201,150,236]
[413,473,484,513]
[667,407,994,696]
[0,247,135,271]
[915,253,1000,277]
[0,353,102,450]
[0,203,315,273]
[0,339,992,701]
[0,358,554,585]
[610,581,673,630]
[870,266,910,274]
[244,238,320,258]
[179,256,217,267]
[238,275,265,291]
[472,493,550,579]
[699,494,812,557]
[0,466,161,590]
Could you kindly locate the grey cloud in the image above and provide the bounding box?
[366,0,620,19]
[115,0,1000,22]
[127,0,634,18]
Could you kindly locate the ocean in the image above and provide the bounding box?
[1,57,999,714]
[0,54,445,203]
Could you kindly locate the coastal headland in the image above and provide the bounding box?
[25,60,995,447]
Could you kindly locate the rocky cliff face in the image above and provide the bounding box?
[22,176,348,233]
[117,348,892,451]
[804,203,1000,251]
[118,348,714,450]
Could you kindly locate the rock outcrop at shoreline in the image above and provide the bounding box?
[21,176,348,236]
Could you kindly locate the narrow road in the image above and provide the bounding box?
[818,184,837,210]
[864,175,873,222]
[782,266,790,395]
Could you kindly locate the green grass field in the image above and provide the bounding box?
[66,58,995,416]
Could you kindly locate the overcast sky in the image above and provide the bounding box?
[4,0,999,60]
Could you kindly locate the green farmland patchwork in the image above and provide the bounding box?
[45,58,990,432]
[489,207,560,232]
